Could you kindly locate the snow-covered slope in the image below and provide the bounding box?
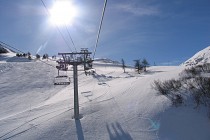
[0,45,16,62]
[183,46,210,66]
[0,58,210,140]
[0,46,33,63]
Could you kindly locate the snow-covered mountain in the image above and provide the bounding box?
[183,46,210,66]
[0,52,210,139]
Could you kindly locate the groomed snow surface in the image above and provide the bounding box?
[0,55,210,140]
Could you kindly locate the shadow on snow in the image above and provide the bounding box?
[106,122,132,140]
[75,119,84,140]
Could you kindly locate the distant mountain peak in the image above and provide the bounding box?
[183,46,210,66]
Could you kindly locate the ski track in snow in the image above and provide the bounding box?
[0,56,210,140]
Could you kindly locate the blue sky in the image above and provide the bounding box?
[0,0,210,65]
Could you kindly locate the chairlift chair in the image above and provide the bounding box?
[84,59,95,75]
[54,60,71,85]
[54,75,70,85]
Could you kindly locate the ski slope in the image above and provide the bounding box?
[0,54,210,140]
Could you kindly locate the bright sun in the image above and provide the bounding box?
[49,1,77,26]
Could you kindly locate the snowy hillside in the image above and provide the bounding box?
[0,45,8,54]
[94,58,121,67]
[0,45,16,62]
[183,46,210,66]
[0,57,210,140]
[0,43,16,54]
[0,46,33,63]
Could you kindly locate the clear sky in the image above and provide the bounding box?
[0,0,210,65]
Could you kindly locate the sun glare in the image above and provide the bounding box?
[49,1,77,26]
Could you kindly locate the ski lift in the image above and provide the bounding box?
[81,49,94,75]
[84,58,95,75]
[54,60,71,85]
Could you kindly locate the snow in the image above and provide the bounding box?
[0,55,210,140]
[182,46,210,66]
[0,47,32,63]
[0,48,16,63]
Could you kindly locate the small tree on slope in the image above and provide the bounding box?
[142,58,149,71]
[134,59,143,74]
[121,58,126,73]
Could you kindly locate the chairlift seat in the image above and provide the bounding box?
[54,75,71,85]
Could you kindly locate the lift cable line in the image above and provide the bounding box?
[56,27,73,52]
[65,25,77,52]
[93,0,107,60]
[40,0,73,52]
[53,0,77,52]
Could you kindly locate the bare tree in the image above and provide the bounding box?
[27,52,32,60]
[142,58,149,71]
[134,59,143,74]
[36,54,41,59]
[42,53,48,60]
[121,58,126,73]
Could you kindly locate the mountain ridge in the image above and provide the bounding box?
[182,46,210,66]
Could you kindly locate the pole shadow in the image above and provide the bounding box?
[106,122,133,140]
[75,120,84,140]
